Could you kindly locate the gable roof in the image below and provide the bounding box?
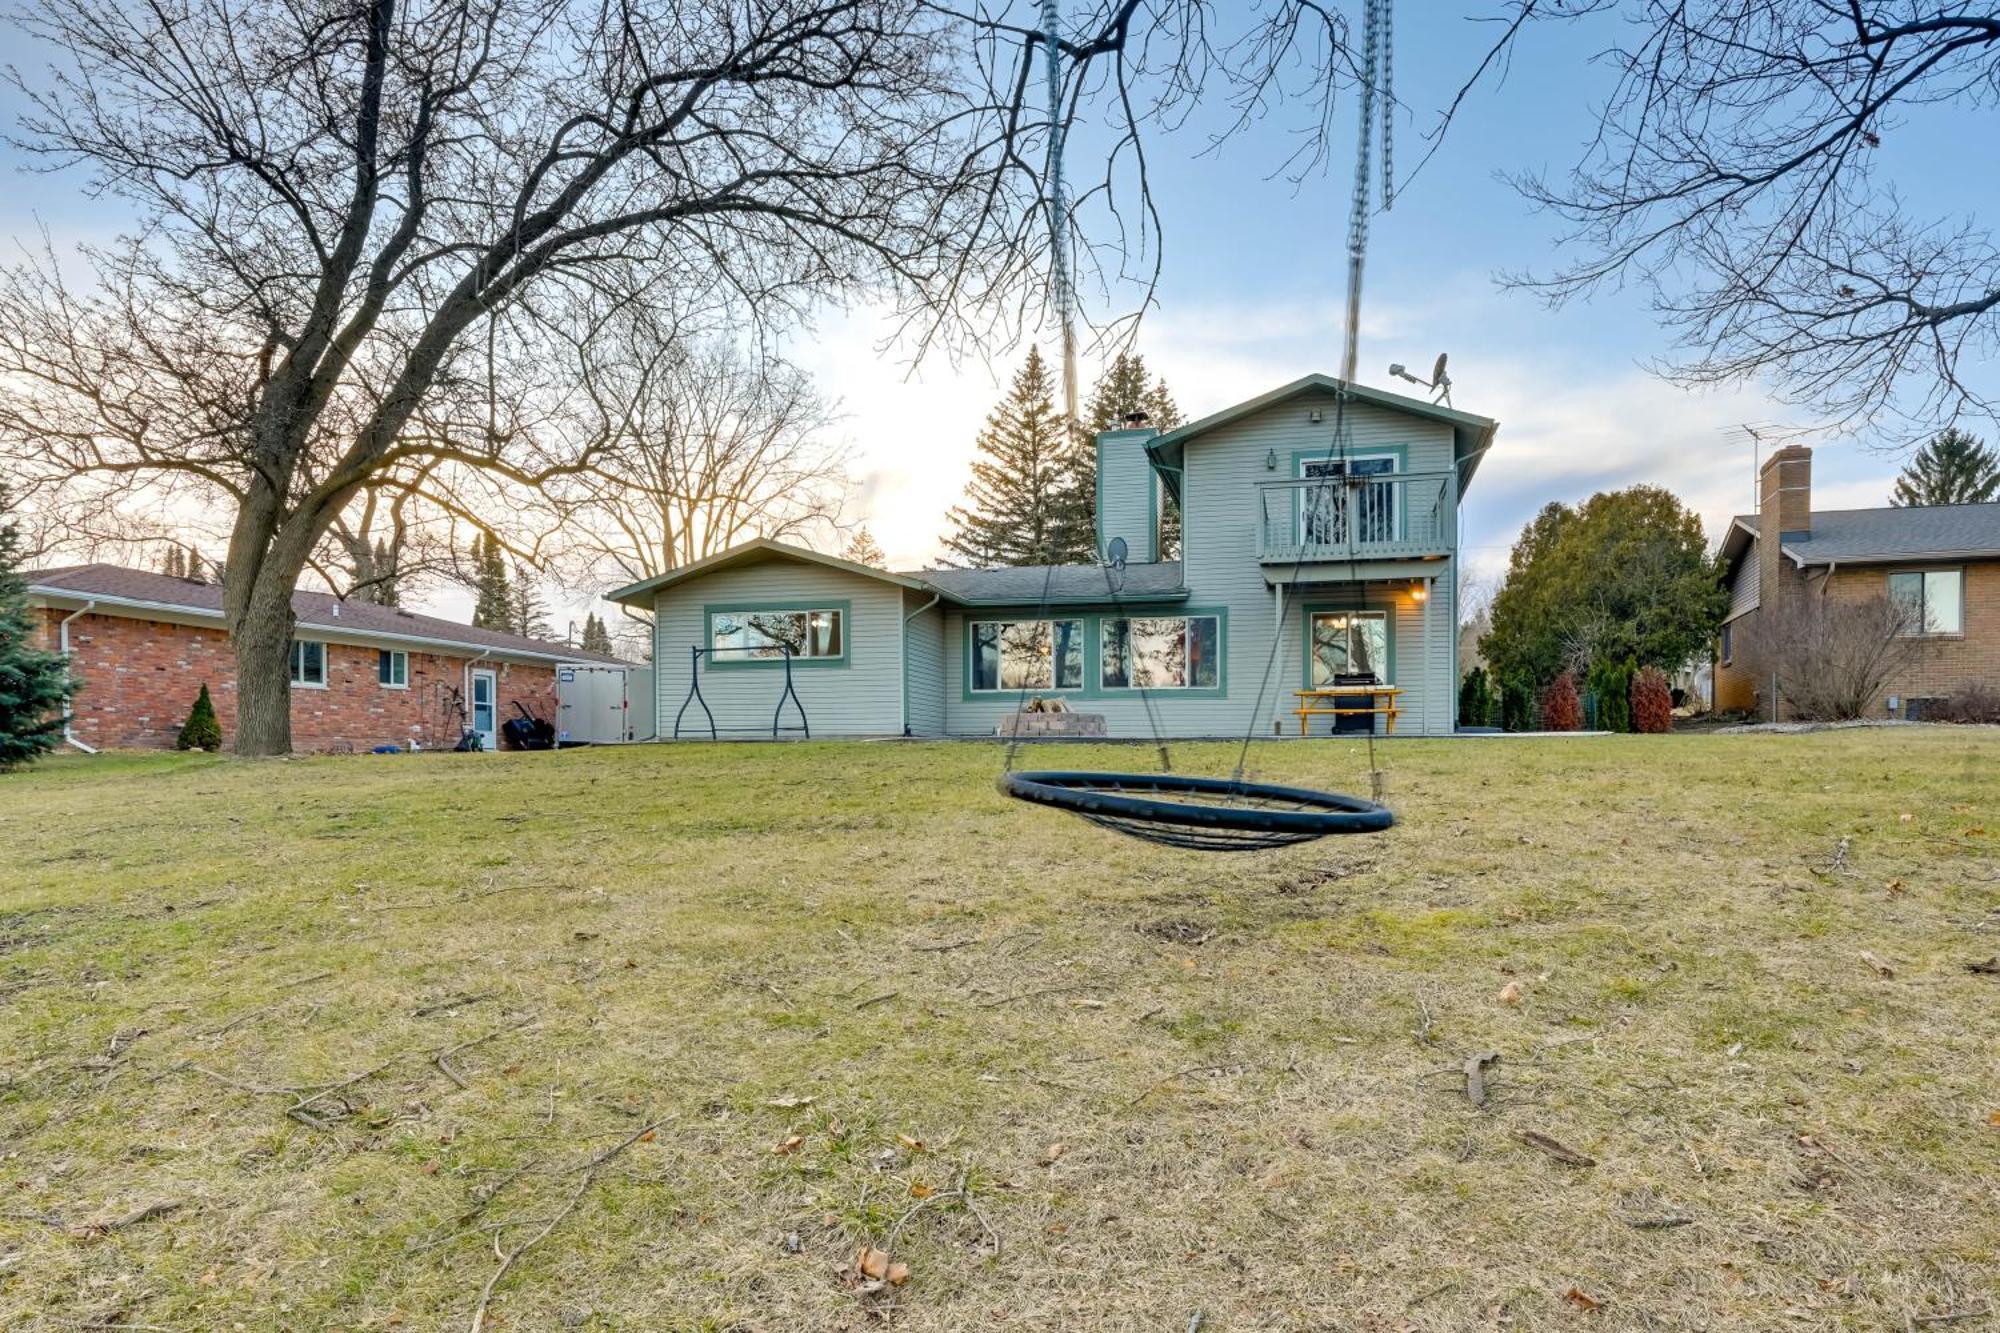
[915,561,1186,606]
[603,538,929,608]
[1144,373,1500,503]
[1724,503,2000,570]
[26,564,624,664]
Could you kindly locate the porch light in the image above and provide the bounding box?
[1410,582,1429,604]
[1264,448,1278,471]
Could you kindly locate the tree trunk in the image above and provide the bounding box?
[232,571,299,756]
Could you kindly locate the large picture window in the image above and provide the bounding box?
[1100,615,1220,690]
[1308,611,1388,685]
[710,607,844,660]
[289,639,327,687]
[1888,569,1963,635]
[971,620,1083,692]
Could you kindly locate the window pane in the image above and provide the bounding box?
[1052,620,1083,689]
[1309,614,1350,686]
[1352,616,1387,679]
[1189,617,1219,688]
[1130,617,1188,688]
[714,609,841,659]
[972,622,1001,690]
[809,610,843,657]
[1100,619,1130,688]
[1888,572,1923,630]
[998,621,1052,689]
[1309,612,1386,686]
[1925,571,1962,634]
[378,649,407,685]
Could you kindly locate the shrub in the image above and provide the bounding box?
[1766,593,1930,720]
[1587,659,1635,732]
[1631,666,1674,733]
[1458,666,1494,728]
[176,683,222,751]
[1539,672,1583,731]
[1936,682,2000,724]
[1499,676,1535,732]
[0,491,74,771]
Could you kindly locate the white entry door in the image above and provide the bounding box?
[470,669,498,750]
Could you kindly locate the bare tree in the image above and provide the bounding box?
[0,0,1411,753]
[1492,2,2000,439]
[1764,592,1930,721]
[563,336,846,592]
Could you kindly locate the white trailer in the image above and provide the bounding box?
[555,664,655,745]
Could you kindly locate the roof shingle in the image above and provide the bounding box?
[1733,503,2000,564]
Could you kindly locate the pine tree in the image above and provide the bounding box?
[470,533,513,630]
[843,527,887,568]
[508,565,552,640]
[1891,428,2000,506]
[175,682,223,751]
[580,612,613,655]
[160,545,185,577]
[939,347,1073,567]
[0,488,74,771]
[1060,352,1186,560]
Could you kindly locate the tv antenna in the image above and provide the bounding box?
[1388,352,1451,406]
[1722,421,1809,510]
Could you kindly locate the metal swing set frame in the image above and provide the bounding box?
[673,643,810,740]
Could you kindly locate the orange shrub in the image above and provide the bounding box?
[1539,672,1582,731]
[1631,667,1674,733]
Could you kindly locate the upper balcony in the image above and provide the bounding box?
[1255,471,1455,563]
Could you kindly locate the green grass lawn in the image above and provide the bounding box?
[3,732,1998,1331]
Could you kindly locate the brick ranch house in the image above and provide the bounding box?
[1714,445,2000,720]
[25,564,619,752]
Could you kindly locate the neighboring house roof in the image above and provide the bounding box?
[914,561,1187,606]
[1144,373,1500,503]
[26,563,623,665]
[1721,503,2000,570]
[604,538,931,608]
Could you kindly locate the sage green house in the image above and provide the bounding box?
[606,374,1497,739]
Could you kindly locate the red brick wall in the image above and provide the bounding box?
[1712,557,1998,719]
[39,609,558,752]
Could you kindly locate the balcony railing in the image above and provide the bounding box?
[1256,471,1455,562]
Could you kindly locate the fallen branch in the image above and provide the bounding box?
[1516,1131,1595,1167]
[1462,1050,1501,1109]
[416,992,497,1017]
[854,991,900,1011]
[977,981,1108,1010]
[911,938,976,953]
[1908,1308,1991,1327]
[1123,1063,1248,1111]
[1625,1213,1694,1230]
[433,1013,540,1093]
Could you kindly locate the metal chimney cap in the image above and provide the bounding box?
[1121,409,1150,427]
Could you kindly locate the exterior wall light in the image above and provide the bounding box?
[1410,582,1429,604]
[1264,448,1278,471]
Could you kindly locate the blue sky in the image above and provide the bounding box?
[1,6,1980,618]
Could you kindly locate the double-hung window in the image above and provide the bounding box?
[1888,570,1962,635]
[378,649,409,687]
[1308,611,1388,685]
[1099,615,1220,690]
[709,608,844,661]
[970,619,1083,692]
[289,639,327,687]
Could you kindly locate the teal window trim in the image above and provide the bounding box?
[959,605,1229,701]
[1299,602,1397,688]
[1887,567,1964,637]
[1291,444,1410,545]
[703,599,853,670]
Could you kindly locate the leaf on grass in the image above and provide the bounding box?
[909,1181,934,1199]
[887,1261,911,1286]
[1859,951,1895,978]
[1497,980,1524,1006]
[1885,878,1906,895]
[772,1135,805,1156]
[1986,1110,2000,1127]
[856,1246,890,1280]
[1039,1143,1068,1166]
[637,1129,656,1144]
[1563,1286,1602,1311]
[766,1095,815,1109]
[896,1134,924,1152]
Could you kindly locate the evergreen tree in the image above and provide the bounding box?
[579,612,613,655]
[0,488,74,771]
[1062,352,1186,560]
[175,682,223,750]
[843,526,887,568]
[160,545,185,577]
[508,565,552,640]
[1891,428,2000,506]
[939,347,1073,567]
[469,533,513,630]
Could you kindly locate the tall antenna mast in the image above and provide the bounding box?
[1043,0,1079,427]
[1341,0,1392,384]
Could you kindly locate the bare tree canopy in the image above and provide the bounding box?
[1502,2,2000,439]
[0,0,1401,752]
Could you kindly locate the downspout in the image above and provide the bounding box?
[901,592,941,737]
[57,600,98,753]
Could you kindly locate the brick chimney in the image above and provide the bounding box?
[1757,444,1810,622]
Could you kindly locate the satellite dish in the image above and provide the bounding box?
[1431,352,1448,386]
[1106,536,1129,570]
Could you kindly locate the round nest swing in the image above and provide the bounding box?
[1000,771,1393,852]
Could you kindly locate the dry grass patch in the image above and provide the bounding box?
[1,732,1997,1330]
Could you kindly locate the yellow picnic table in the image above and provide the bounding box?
[1293,685,1403,736]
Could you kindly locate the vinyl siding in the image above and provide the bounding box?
[650,558,906,737]
[943,386,1460,737]
[1726,545,1760,621]
[902,590,946,736]
[1096,428,1158,563]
